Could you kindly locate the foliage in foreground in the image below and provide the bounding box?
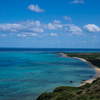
[37,53,100,100]
[37,78,100,100]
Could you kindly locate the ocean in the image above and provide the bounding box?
[0,48,100,100]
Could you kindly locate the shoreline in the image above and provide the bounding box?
[60,53,100,87]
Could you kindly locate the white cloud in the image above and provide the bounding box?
[64,16,72,22]
[83,24,100,32]
[25,33,38,36]
[53,20,61,24]
[65,24,75,26]
[54,24,63,29]
[69,25,82,32]
[27,4,45,13]
[0,34,6,37]
[48,23,57,30]
[17,33,38,38]
[0,20,84,37]
[17,34,22,37]
[17,34,27,38]
[69,0,84,4]
[43,23,63,30]
[93,36,97,38]
[0,20,44,33]
[0,20,64,37]
[65,24,82,32]
[65,27,67,31]
[65,24,83,35]
[50,33,58,36]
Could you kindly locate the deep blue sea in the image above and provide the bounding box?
[0,48,100,100]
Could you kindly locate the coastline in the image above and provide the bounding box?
[60,53,100,86]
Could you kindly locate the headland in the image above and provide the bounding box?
[37,53,100,100]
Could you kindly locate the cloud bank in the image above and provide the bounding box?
[0,20,63,35]
[0,19,99,38]
[0,20,44,33]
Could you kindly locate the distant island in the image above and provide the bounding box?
[37,53,100,100]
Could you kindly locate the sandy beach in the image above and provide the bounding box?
[60,53,100,86]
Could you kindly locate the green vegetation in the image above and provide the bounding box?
[67,53,100,68]
[37,53,100,100]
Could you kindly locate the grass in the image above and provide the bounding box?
[67,53,100,68]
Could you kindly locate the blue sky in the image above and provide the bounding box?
[0,0,100,48]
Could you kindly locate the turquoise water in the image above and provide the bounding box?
[0,52,96,100]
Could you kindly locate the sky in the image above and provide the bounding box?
[0,0,100,48]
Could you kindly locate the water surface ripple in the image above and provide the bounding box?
[0,52,96,100]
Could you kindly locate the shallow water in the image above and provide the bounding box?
[0,52,96,100]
